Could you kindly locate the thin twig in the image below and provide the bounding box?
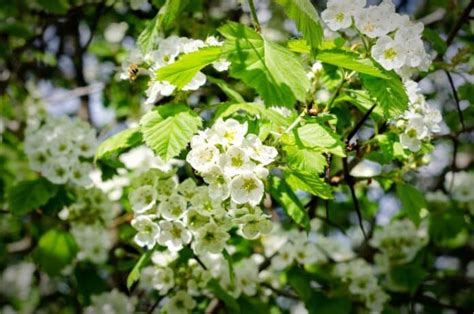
[147,297,161,314]
[342,157,367,240]
[261,282,299,299]
[444,70,466,131]
[347,103,377,143]
[446,0,474,46]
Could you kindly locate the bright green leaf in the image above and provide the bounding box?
[296,122,345,157]
[214,102,265,120]
[284,145,327,174]
[276,0,323,50]
[33,230,77,276]
[207,76,245,103]
[361,72,408,119]
[7,178,58,215]
[219,22,310,107]
[127,250,153,290]
[140,104,202,161]
[285,169,333,199]
[156,46,223,88]
[95,127,143,162]
[315,49,389,78]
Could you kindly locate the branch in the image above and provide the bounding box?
[347,103,377,143]
[261,282,298,300]
[446,0,474,47]
[444,70,466,131]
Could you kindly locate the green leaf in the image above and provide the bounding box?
[423,28,447,55]
[7,178,58,215]
[276,0,323,51]
[388,262,427,293]
[284,145,326,174]
[396,183,427,224]
[37,0,70,14]
[429,211,466,246]
[285,169,333,199]
[219,22,310,107]
[156,46,223,88]
[137,0,190,54]
[127,250,153,290]
[214,102,265,120]
[95,128,143,162]
[207,76,245,103]
[270,176,310,230]
[361,72,408,119]
[458,83,474,104]
[287,267,312,301]
[33,230,78,276]
[140,104,202,161]
[137,15,160,55]
[296,122,345,157]
[157,0,190,30]
[207,279,240,314]
[315,49,389,78]
[75,263,107,305]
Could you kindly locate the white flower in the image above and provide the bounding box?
[131,216,160,249]
[129,185,157,214]
[229,172,264,206]
[29,150,50,172]
[84,290,136,314]
[186,143,220,173]
[182,71,206,91]
[205,36,223,46]
[244,134,278,165]
[235,259,259,296]
[293,241,327,265]
[239,214,273,239]
[350,160,382,178]
[156,177,178,200]
[152,267,174,295]
[399,117,427,152]
[69,162,93,186]
[49,135,72,156]
[202,166,231,201]
[220,146,255,177]
[354,5,393,38]
[213,118,248,147]
[158,193,188,220]
[44,161,70,184]
[157,220,191,251]
[145,80,176,104]
[166,291,196,314]
[321,3,353,31]
[180,38,205,53]
[271,243,295,270]
[71,224,112,264]
[212,59,231,72]
[193,222,230,254]
[371,36,406,70]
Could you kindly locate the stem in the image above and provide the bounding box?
[326,71,355,110]
[283,110,305,134]
[247,0,261,32]
[446,0,474,46]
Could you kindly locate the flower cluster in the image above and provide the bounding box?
[322,0,430,77]
[444,171,474,204]
[59,188,117,264]
[121,36,230,105]
[370,219,428,266]
[334,259,389,312]
[84,289,137,314]
[187,118,278,206]
[24,116,97,186]
[397,80,442,152]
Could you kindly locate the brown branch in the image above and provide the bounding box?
[261,282,299,300]
[446,0,474,47]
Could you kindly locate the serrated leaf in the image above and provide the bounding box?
[7,178,58,215]
[285,169,333,199]
[157,0,190,30]
[276,0,323,50]
[219,22,309,107]
[396,183,427,225]
[361,72,408,119]
[315,49,389,78]
[33,230,77,276]
[284,145,326,174]
[296,122,345,157]
[270,176,310,230]
[140,104,202,161]
[127,250,153,290]
[156,46,223,88]
[95,128,143,162]
[207,279,240,314]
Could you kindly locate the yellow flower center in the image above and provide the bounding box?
[384,48,397,60]
[243,178,257,192]
[335,12,345,22]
